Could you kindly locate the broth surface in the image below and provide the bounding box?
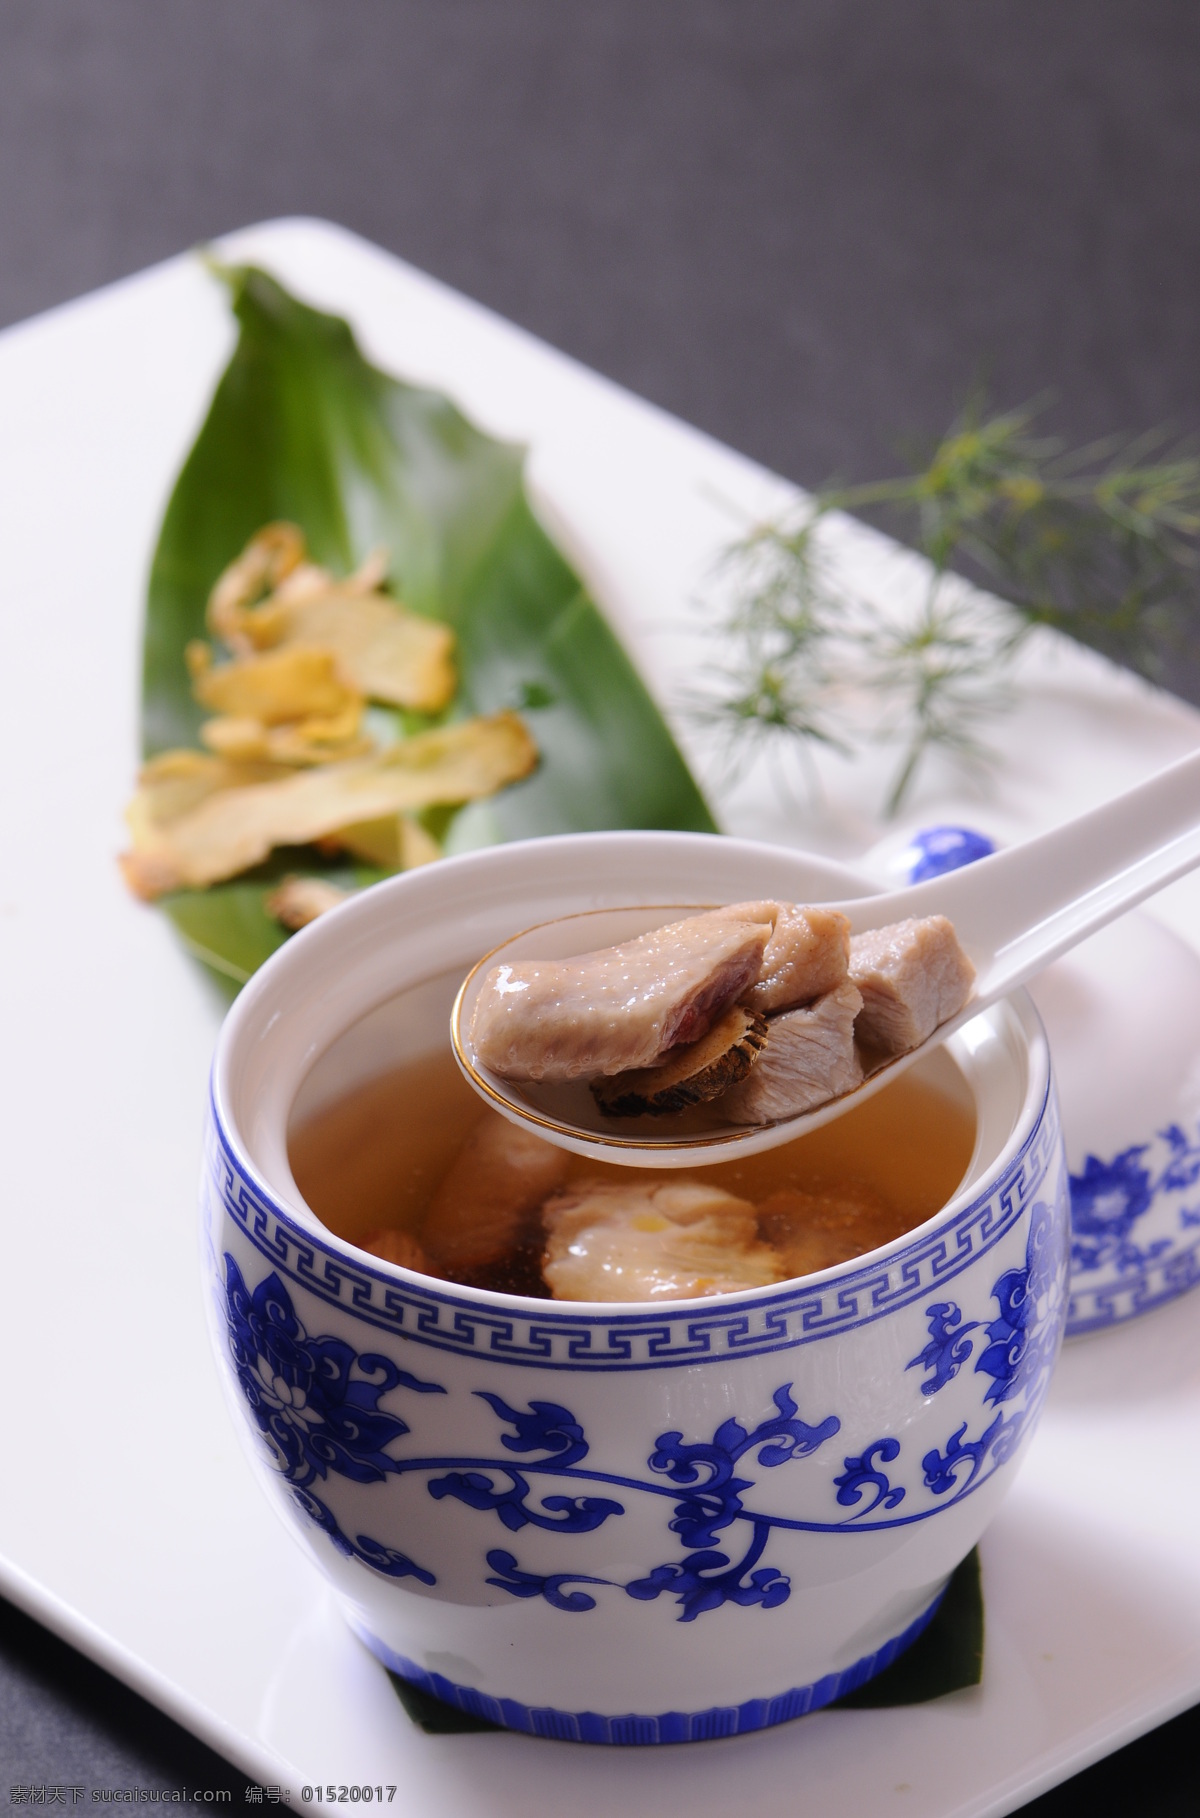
[290,1044,976,1292]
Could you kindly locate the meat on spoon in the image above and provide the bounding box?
[470,910,774,1082]
[849,916,976,1057]
[466,900,974,1131]
[719,901,851,1012]
[721,979,864,1126]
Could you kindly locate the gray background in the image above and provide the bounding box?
[1,1,1197,1806]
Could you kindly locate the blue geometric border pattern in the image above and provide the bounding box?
[206,1077,1056,1372]
[1067,1233,1200,1334]
[355,1584,946,1744]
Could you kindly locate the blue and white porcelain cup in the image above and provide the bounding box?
[202,832,1070,1744]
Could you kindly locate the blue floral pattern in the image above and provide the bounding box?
[920,1417,1003,1497]
[833,1439,906,1517]
[220,1190,1066,1619]
[223,1255,444,1488]
[429,1471,623,1535]
[906,1302,980,1394]
[976,1199,1061,1406]
[426,1383,841,1621]
[222,1255,444,1577]
[625,1387,839,1621]
[428,1392,623,1533]
[484,1549,611,1612]
[293,1487,436,1584]
[1070,1122,1200,1275]
[920,1198,1064,1498]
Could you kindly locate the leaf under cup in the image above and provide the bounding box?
[833,1546,984,1707]
[385,1546,984,1734]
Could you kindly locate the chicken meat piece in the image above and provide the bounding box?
[360,1226,436,1274]
[718,901,851,1011]
[420,1111,570,1274]
[722,980,864,1125]
[469,911,773,1082]
[757,1183,908,1279]
[849,915,975,1056]
[542,1178,783,1301]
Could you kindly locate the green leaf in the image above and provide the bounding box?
[385,1547,984,1734]
[160,852,393,995]
[162,884,287,992]
[141,263,715,980]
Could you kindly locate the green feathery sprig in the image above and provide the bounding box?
[698,400,1200,814]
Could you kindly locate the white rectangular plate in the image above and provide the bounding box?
[2,217,1200,1813]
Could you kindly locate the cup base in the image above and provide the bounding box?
[351,1587,946,1745]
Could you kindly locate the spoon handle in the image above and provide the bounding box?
[841,746,1200,1002]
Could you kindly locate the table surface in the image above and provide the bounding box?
[1,6,1199,1809]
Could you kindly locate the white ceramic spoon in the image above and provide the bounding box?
[451,746,1200,1166]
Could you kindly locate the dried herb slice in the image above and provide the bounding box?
[142,263,715,984]
[592,1004,768,1117]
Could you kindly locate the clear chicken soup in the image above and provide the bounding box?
[290,1024,976,1300]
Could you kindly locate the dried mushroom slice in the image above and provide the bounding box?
[123,749,289,852]
[191,643,360,722]
[207,522,307,649]
[120,710,537,899]
[188,642,369,764]
[269,589,456,715]
[333,812,442,870]
[264,876,352,930]
[205,523,456,713]
[591,1003,768,1118]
